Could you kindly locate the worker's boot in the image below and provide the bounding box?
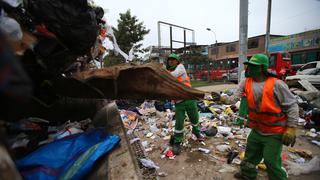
[234,172,250,180]
[172,143,181,155]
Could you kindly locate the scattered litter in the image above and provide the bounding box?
[218,164,237,173]
[139,158,160,169]
[305,131,317,138]
[198,148,211,154]
[288,148,313,159]
[165,149,175,159]
[287,156,320,175]
[217,126,232,135]
[204,127,218,137]
[158,172,168,177]
[239,151,245,160]
[227,151,239,164]
[311,140,320,146]
[216,145,231,152]
[295,157,306,164]
[130,138,140,144]
[146,132,154,138]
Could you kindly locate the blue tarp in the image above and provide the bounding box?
[16,128,120,180]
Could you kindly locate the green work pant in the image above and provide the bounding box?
[240,129,287,180]
[173,100,200,143]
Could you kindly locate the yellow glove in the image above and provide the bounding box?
[282,127,296,147]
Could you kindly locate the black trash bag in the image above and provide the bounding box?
[203,127,218,137]
[197,101,210,113]
[155,101,166,112]
[26,0,101,54]
[0,33,33,121]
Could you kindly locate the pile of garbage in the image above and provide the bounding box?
[118,87,320,177]
[1,117,120,179]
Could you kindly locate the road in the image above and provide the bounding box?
[196,83,238,92]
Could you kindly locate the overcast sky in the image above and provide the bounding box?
[95,0,320,49]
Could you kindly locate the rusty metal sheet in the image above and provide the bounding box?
[71,62,205,100]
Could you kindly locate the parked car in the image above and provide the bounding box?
[222,67,238,83]
[286,68,320,89]
[296,61,320,75]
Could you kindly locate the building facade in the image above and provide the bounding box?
[268,29,320,64]
[207,35,283,70]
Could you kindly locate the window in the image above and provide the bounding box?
[226,44,236,52]
[300,62,317,71]
[211,47,218,54]
[248,39,259,49]
[269,54,276,68]
[292,54,302,64]
[281,53,291,61]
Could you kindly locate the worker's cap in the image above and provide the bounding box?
[167,53,181,61]
[244,54,269,69]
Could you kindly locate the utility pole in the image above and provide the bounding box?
[206,28,218,81]
[158,22,161,48]
[265,0,272,55]
[238,0,248,82]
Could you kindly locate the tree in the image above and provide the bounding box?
[105,10,150,66]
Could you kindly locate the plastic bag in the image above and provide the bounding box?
[16,128,120,180]
[286,156,320,176]
[139,158,160,169]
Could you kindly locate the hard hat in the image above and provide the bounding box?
[168,53,181,61]
[244,54,269,70]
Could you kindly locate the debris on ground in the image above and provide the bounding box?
[116,85,320,179]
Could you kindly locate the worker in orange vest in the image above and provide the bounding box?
[166,53,204,155]
[228,54,299,180]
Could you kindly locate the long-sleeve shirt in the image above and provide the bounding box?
[170,64,187,78]
[230,78,299,128]
[169,63,189,103]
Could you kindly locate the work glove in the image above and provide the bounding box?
[282,127,296,147]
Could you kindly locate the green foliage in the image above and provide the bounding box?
[104,52,125,67]
[181,52,208,65]
[105,9,149,67]
[113,9,149,54]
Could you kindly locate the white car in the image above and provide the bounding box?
[222,68,238,83]
[296,61,320,75]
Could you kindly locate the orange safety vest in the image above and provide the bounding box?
[176,74,191,87]
[245,77,287,134]
[169,69,191,87]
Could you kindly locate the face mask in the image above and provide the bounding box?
[245,65,262,78]
[166,65,177,71]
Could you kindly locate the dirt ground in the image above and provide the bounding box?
[140,128,320,180]
[196,84,238,93]
[135,84,320,180]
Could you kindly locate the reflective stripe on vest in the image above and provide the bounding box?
[245,77,287,134]
[176,74,191,87]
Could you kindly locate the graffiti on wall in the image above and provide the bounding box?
[268,29,320,53]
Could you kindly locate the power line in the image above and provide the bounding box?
[272,7,319,24]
